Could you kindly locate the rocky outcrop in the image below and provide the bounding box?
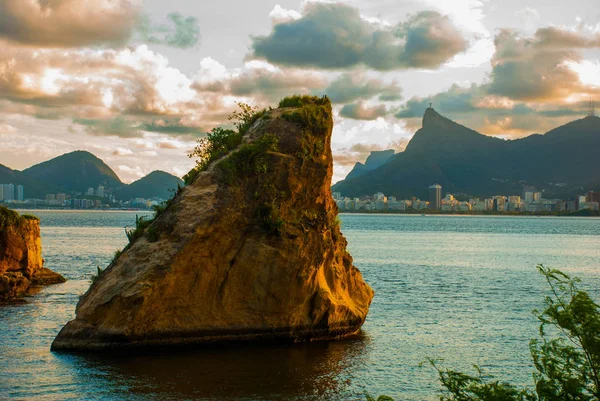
[0,206,65,303]
[52,96,374,351]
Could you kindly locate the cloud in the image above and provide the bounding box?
[396,83,479,118]
[395,25,600,135]
[419,0,494,68]
[269,5,302,25]
[138,12,201,49]
[0,42,236,137]
[322,71,402,103]
[75,116,140,137]
[533,27,600,49]
[487,29,586,101]
[250,2,468,71]
[112,147,134,156]
[140,119,205,135]
[340,101,388,120]
[0,0,141,47]
[193,58,328,102]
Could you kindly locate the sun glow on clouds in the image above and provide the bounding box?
[566,60,600,87]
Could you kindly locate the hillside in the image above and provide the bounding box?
[114,171,183,201]
[22,151,122,193]
[0,164,60,199]
[345,149,395,180]
[333,108,600,199]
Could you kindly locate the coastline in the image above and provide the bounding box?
[338,209,600,217]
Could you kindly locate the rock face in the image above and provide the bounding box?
[52,97,374,351]
[0,206,65,303]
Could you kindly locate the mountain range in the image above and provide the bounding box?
[333,108,600,199]
[0,151,183,201]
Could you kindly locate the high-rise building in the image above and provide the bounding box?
[16,185,24,202]
[87,188,94,196]
[587,191,600,203]
[96,186,105,198]
[3,184,15,201]
[429,184,442,210]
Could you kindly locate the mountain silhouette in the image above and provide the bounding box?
[0,164,60,199]
[333,108,600,199]
[114,171,183,201]
[1,151,184,201]
[23,151,122,193]
[345,149,395,180]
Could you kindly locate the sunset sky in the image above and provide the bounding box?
[0,0,599,183]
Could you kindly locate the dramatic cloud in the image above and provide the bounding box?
[0,42,234,137]
[193,58,328,102]
[250,3,468,71]
[138,12,201,49]
[340,102,388,120]
[323,71,402,103]
[487,29,589,101]
[396,25,600,135]
[0,0,141,47]
[533,27,600,49]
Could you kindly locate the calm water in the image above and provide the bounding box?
[1,212,600,400]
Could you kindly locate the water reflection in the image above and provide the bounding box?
[57,337,369,400]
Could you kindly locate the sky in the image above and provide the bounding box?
[0,0,599,184]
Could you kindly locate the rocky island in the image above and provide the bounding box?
[52,96,374,351]
[0,206,65,303]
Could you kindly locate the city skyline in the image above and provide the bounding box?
[334,184,600,214]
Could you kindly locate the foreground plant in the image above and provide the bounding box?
[371,265,600,401]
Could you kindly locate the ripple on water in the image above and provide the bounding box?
[1,212,600,400]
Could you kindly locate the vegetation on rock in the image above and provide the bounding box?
[0,206,21,231]
[184,102,267,185]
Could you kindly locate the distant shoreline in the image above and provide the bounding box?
[338,210,600,217]
[6,207,599,218]
[4,207,153,213]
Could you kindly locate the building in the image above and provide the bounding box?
[1,184,15,201]
[16,185,24,202]
[579,202,599,211]
[87,188,94,196]
[587,191,600,204]
[96,186,105,198]
[429,184,442,210]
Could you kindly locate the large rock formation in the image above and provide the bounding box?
[52,96,374,351]
[0,206,65,303]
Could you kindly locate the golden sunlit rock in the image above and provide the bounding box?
[0,207,65,303]
[52,96,374,351]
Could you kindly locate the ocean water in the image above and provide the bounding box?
[1,211,599,400]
